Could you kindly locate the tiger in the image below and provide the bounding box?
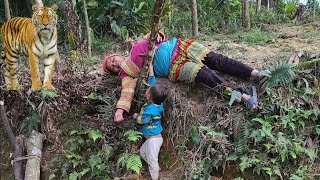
[0,4,58,90]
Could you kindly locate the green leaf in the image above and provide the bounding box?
[111,0,124,6]
[111,20,121,35]
[89,155,102,170]
[133,2,146,13]
[40,89,58,99]
[89,130,103,142]
[79,168,90,178]
[126,154,142,175]
[124,130,143,142]
[117,153,129,166]
[190,125,200,145]
[226,154,238,161]
[223,87,233,96]
[69,172,78,180]
[304,149,316,160]
[83,92,98,100]
[262,167,273,176]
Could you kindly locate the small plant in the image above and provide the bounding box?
[19,100,40,133]
[123,130,143,142]
[117,153,142,175]
[117,130,143,175]
[50,129,113,179]
[40,89,58,100]
[83,91,113,105]
[19,107,39,133]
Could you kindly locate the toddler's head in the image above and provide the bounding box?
[146,84,168,105]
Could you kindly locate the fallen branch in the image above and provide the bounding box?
[0,100,25,180]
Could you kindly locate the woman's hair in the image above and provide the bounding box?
[149,84,168,105]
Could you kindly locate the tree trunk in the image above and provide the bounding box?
[242,0,250,32]
[313,0,316,22]
[4,0,11,20]
[256,0,261,14]
[267,0,270,10]
[191,0,199,36]
[83,0,92,58]
[24,130,44,180]
[0,101,25,180]
[61,0,82,51]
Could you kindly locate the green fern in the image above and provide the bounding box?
[126,155,142,175]
[265,63,295,88]
[123,130,143,142]
[117,153,142,175]
[235,122,250,154]
[232,112,245,140]
[117,153,130,166]
[40,89,58,100]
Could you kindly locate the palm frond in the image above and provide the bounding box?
[265,63,295,88]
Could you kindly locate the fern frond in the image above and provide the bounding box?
[294,58,320,72]
[265,63,295,88]
[124,130,143,142]
[117,153,129,166]
[232,112,245,140]
[126,155,142,175]
[235,122,250,154]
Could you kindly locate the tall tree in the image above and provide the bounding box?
[313,0,316,22]
[4,0,11,20]
[256,0,261,14]
[191,0,199,36]
[83,0,91,58]
[62,0,82,51]
[242,0,250,31]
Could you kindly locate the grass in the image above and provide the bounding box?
[299,31,320,39]
[237,29,274,45]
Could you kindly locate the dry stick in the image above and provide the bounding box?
[0,101,24,180]
[143,0,166,81]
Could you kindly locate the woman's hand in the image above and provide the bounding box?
[114,109,124,123]
[148,63,154,77]
[132,113,139,119]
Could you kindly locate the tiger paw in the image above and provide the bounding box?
[31,82,43,91]
[42,84,55,90]
[9,82,21,91]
